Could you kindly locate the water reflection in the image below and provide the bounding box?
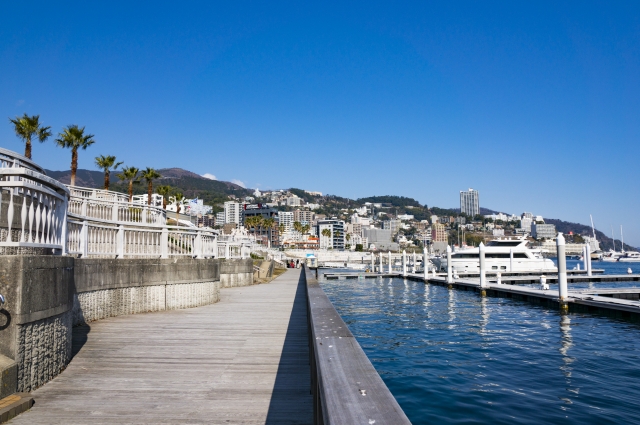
[447,286,456,326]
[480,296,489,336]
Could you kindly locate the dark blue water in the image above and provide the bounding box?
[320,261,640,424]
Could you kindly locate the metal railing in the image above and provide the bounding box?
[0,149,69,252]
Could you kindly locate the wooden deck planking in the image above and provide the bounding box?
[10,269,312,425]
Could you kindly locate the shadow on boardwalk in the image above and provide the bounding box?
[266,269,312,424]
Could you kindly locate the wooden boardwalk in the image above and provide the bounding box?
[11,269,313,424]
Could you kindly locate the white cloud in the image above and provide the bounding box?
[16,99,25,106]
[202,173,217,180]
[231,179,246,188]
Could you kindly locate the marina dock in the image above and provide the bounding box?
[321,270,640,320]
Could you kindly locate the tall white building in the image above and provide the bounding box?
[216,211,225,226]
[460,188,480,217]
[224,201,241,225]
[279,211,294,233]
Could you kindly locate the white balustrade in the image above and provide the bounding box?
[0,151,69,252]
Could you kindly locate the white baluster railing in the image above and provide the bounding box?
[0,152,69,252]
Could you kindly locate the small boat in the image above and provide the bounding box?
[602,250,623,262]
[618,251,640,262]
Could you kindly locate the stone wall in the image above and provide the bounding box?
[220,258,254,287]
[0,256,252,394]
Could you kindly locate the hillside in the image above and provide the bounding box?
[45,168,251,212]
[544,218,636,252]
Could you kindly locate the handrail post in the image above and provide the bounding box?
[61,197,68,255]
[112,202,119,222]
[80,220,88,257]
[213,237,218,258]
[116,224,124,258]
[142,205,147,224]
[195,230,203,259]
[81,198,87,217]
[161,227,169,259]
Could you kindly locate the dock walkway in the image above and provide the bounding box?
[11,269,312,425]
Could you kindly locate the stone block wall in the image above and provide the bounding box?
[0,256,251,394]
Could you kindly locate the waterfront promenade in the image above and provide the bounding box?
[10,269,312,424]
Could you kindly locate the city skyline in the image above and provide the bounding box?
[2,2,639,244]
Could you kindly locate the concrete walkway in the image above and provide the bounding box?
[11,269,312,424]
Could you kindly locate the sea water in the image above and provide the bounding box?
[320,261,640,424]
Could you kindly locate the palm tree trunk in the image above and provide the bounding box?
[148,181,153,205]
[128,181,133,202]
[25,136,32,159]
[104,171,110,190]
[70,148,78,186]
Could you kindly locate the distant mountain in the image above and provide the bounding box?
[544,218,637,252]
[44,168,252,211]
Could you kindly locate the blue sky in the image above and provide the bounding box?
[2,2,639,244]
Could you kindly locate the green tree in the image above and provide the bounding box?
[156,185,172,210]
[293,221,303,233]
[321,228,332,238]
[55,125,95,186]
[301,224,310,235]
[278,223,285,235]
[172,192,185,215]
[8,113,51,159]
[94,155,123,190]
[117,166,140,202]
[141,167,162,205]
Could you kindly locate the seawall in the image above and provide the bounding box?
[0,256,253,395]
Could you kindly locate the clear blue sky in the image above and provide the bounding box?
[2,2,639,245]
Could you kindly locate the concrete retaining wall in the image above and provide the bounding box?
[0,256,253,394]
[220,258,254,287]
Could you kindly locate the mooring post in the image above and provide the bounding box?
[402,250,407,277]
[557,233,569,310]
[586,243,592,277]
[446,245,453,284]
[412,251,417,274]
[583,245,588,271]
[388,251,392,274]
[496,271,501,285]
[379,253,383,274]
[509,248,514,272]
[479,242,487,293]
[423,247,428,280]
[370,253,374,272]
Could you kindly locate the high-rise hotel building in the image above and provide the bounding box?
[460,188,479,217]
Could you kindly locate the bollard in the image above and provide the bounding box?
[557,233,569,309]
[509,248,514,272]
[496,271,502,285]
[402,250,407,277]
[539,275,548,290]
[479,242,487,289]
[446,245,453,284]
[412,251,417,274]
[423,248,428,280]
[586,244,592,277]
[388,251,392,274]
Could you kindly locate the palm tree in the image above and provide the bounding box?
[301,224,310,235]
[9,113,52,159]
[156,185,172,209]
[244,216,256,232]
[293,221,303,234]
[55,125,95,186]
[94,155,123,190]
[321,228,332,238]
[278,224,285,235]
[172,192,185,215]
[117,166,140,202]
[140,167,162,205]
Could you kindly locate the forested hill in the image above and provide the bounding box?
[544,218,637,251]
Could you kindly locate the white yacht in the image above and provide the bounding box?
[618,251,640,262]
[434,237,556,273]
[602,249,624,262]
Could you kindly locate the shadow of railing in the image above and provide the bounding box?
[265,269,314,424]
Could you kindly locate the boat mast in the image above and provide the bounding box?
[611,225,616,252]
[621,225,625,253]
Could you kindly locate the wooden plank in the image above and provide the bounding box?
[305,268,412,425]
[11,270,313,425]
